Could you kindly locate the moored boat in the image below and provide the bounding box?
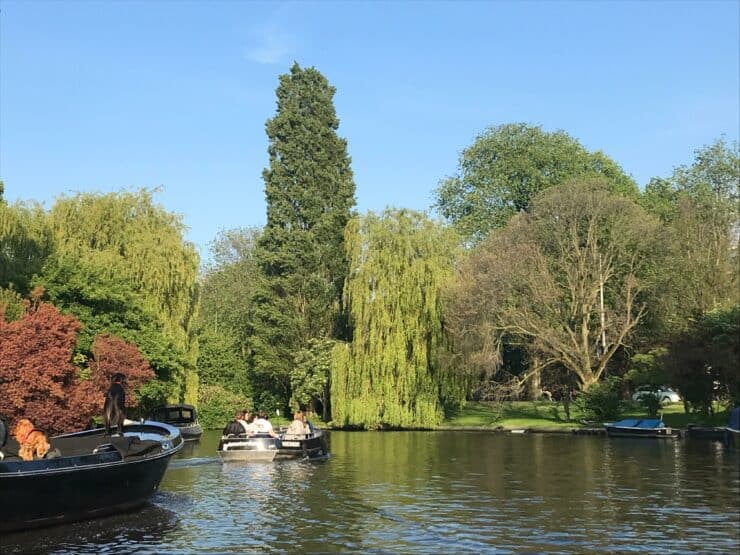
[686,424,726,441]
[604,418,678,438]
[217,428,328,462]
[0,420,183,533]
[148,404,203,441]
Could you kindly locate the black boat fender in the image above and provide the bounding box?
[320,434,328,456]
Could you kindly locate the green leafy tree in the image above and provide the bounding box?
[248,63,356,410]
[45,190,200,404]
[291,338,334,418]
[574,376,623,422]
[663,305,740,415]
[434,123,638,243]
[0,295,154,434]
[445,180,658,392]
[331,209,464,429]
[196,227,261,396]
[641,138,739,338]
[38,252,189,410]
[0,197,54,294]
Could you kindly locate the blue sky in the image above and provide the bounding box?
[1,1,738,262]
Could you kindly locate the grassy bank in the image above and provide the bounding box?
[441,401,730,430]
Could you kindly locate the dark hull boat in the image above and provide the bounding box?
[0,420,183,533]
[605,418,678,439]
[217,429,328,462]
[686,424,726,441]
[148,404,203,441]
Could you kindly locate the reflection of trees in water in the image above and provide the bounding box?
[0,504,178,554]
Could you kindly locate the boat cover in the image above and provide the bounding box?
[611,419,665,429]
[728,407,740,431]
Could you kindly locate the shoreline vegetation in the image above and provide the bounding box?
[209,401,731,433]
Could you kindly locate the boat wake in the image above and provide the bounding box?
[168,456,221,469]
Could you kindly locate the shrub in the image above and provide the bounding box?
[575,377,623,422]
[197,384,249,430]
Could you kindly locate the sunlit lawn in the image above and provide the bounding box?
[443,400,730,429]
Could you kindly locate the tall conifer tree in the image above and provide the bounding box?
[249,63,356,411]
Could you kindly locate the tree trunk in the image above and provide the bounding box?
[529,366,542,400]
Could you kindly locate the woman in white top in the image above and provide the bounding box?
[285,410,308,438]
[253,411,277,437]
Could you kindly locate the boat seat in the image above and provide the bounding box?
[636,419,664,429]
[92,443,117,454]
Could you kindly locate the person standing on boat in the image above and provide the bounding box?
[253,411,277,437]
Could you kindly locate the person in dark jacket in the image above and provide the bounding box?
[222,411,247,436]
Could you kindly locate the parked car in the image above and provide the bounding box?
[632,386,681,404]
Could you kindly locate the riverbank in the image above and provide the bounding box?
[203,400,730,432]
[440,400,730,431]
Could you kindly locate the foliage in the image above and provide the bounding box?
[248,63,356,411]
[663,305,740,414]
[291,338,334,418]
[0,198,54,294]
[331,209,463,429]
[641,139,739,337]
[196,328,248,391]
[445,180,659,392]
[443,400,727,429]
[624,349,669,387]
[38,252,189,405]
[196,227,260,395]
[434,123,638,243]
[0,298,82,433]
[573,376,623,422]
[0,287,25,322]
[46,189,200,404]
[73,334,156,418]
[199,227,260,349]
[197,384,251,430]
[0,299,153,434]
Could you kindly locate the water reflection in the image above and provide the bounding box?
[3,430,738,554]
[0,503,178,555]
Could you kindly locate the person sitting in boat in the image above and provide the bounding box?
[253,411,277,437]
[237,412,250,434]
[222,411,247,436]
[285,410,308,439]
[242,411,258,435]
[302,412,317,435]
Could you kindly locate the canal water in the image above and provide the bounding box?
[2,430,739,553]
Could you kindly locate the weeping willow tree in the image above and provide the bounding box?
[45,189,200,404]
[0,188,54,295]
[331,209,464,428]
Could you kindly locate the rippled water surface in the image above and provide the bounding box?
[2,430,739,553]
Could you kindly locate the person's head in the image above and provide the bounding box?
[246,412,255,423]
[258,411,267,420]
[293,410,303,421]
[235,411,245,421]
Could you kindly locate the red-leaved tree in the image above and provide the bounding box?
[72,334,155,420]
[0,299,155,434]
[0,299,83,433]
